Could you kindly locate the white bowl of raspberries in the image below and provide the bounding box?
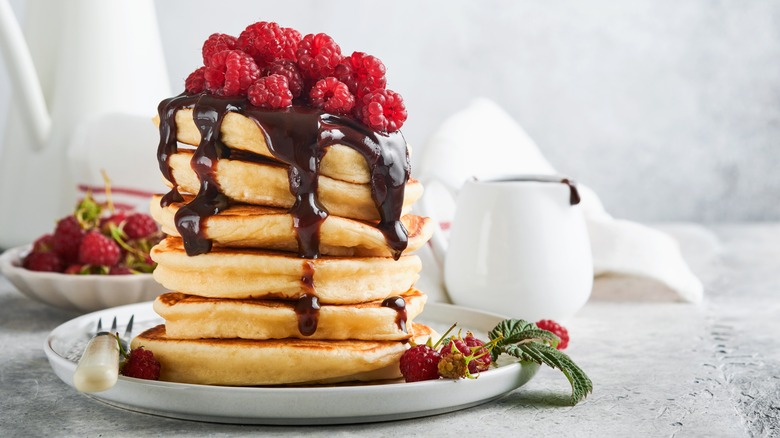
[0,195,168,313]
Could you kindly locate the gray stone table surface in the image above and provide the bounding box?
[1,223,778,437]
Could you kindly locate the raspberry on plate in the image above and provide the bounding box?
[123,213,159,239]
[309,77,355,115]
[248,74,293,109]
[23,251,64,273]
[52,216,85,264]
[121,347,161,380]
[78,231,121,267]
[204,49,261,96]
[400,344,441,382]
[535,319,570,350]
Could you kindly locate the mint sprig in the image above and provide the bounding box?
[489,319,593,405]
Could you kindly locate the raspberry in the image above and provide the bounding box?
[109,266,133,275]
[309,77,355,115]
[399,344,441,382]
[64,264,85,275]
[78,231,121,266]
[248,74,293,109]
[440,336,490,375]
[185,67,207,94]
[438,348,469,379]
[123,213,158,239]
[52,216,85,264]
[23,251,64,273]
[100,211,127,235]
[359,89,407,132]
[202,33,237,66]
[338,52,386,98]
[204,50,260,96]
[32,234,55,253]
[236,22,300,66]
[296,33,342,81]
[262,60,304,98]
[535,319,569,350]
[121,347,161,380]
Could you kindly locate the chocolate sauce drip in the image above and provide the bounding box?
[381,296,407,333]
[173,95,245,256]
[490,175,581,206]
[157,93,199,208]
[295,294,320,336]
[319,115,410,259]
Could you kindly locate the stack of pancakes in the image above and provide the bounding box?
[131,93,434,386]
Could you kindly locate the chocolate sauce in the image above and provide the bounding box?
[173,95,244,255]
[489,175,581,205]
[295,294,320,336]
[156,92,412,336]
[381,296,407,333]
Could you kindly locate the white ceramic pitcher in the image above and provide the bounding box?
[421,175,593,321]
[0,0,170,248]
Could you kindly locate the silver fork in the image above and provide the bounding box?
[73,315,134,393]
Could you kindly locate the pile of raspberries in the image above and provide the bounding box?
[185,21,407,132]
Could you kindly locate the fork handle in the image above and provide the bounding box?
[73,333,120,393]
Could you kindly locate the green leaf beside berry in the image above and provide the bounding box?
[489,319,592,405]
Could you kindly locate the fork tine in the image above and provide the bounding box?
[124,315,135,339]
[96,317,103,332]
[110,316,117,333]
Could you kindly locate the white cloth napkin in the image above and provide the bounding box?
[415,98,704,304]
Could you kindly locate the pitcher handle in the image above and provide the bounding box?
[417,175,461,267]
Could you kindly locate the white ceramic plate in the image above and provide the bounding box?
[0,245,167,313]
[45,301,539,425]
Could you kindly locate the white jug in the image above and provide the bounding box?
[0,0,170,249]
[420,175,593,321]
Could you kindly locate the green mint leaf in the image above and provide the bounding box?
[489,318,592,405]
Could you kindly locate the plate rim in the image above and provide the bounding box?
[45,301,539,424]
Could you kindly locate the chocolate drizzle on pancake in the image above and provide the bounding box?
[156,92,411,336]
[381,296,407,333]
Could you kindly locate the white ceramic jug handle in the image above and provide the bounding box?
[417,176,460,267]
[0,0,51,148]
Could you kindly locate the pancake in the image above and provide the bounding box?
[151,237,421,303]
[155,109,410,185]
[166,151,422,222]
[150,195,433,257]
[131,323,435,385]
[154,289,426,341]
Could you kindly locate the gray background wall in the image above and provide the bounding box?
[1,0,778,222]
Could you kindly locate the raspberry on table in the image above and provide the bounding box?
[52,216,85,264]
[296,33,342,81]
[121,347,161,380]
[309,77,355,115]
[400,344,441,382]
[535,319,570,350]
[262,60,304,98]
[78,231,121,267]
[237,21,300,67]
[123,213,159,239]
[23,251,64,273]
[202,33,237,66]
[359,89,407,132]
[248,74,293,109]
[185,67,207,94]
[204,49,260,96]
